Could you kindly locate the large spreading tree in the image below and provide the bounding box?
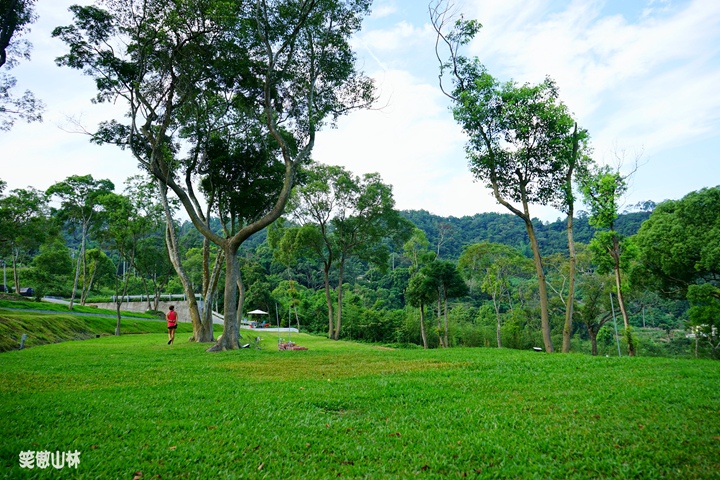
[635,186,720,357]
[0,185,49,294]
[272,163,411,340]
[46,175,115,310]
[54,0,375,350]
[431,4,580,352]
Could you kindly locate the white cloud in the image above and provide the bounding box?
[2,0,138,193]
[357,21,431,54]
[4,0,719,222]
[463,0,720,163]
[371,3,398,19]
[313,69,507,217]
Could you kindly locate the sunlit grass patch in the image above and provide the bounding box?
[0,310,193,351]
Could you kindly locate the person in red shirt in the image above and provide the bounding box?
[166,305,178,345]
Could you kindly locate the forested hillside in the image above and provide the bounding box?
[400,209,652,259]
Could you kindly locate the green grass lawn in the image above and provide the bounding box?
[0,299,158,318]
[0,308,186,352]
[1,332,719,479]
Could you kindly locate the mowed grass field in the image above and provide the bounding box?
[1,329,719,479]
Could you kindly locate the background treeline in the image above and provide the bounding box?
[4,173,714,358]
[399,208,653,260]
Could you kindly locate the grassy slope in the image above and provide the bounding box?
[0,299,158,318]
[1,334,718,479]
[0,310,189,352]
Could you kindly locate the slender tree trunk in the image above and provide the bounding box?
[114,280,128,336]
[234,271,244,338]
[523,215,554,352]
[443,296,450,348]
[419,304,428,349]
[436,294,443,347]
[611,237,635,356]
[80,248,88,305]
[294,305,300,331]
[159,185,204,341]
[12,249,20,295]
[323,262,334,338]
[152,279,161,312]
[141,277,151,311]
[563,124,579,353]
[199,245,223,343]
[115,301,122,336]
[334,258,346,340]
[588,329,598,356]
[492,293,502,348]
[610,235,634,356]
[114,255,132,336]
[81,261,97,306]
[491,175,553,352]
[563,213,576,353]
[69,223,87,310]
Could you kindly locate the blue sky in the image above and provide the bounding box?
[2,0,719,221]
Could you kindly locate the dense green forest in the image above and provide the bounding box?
[399,209,652,260]
[2,176,718,359]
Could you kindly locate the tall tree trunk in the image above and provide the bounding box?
[80,248,88,305]
[199,243,224,343]
[524,216,554,352]
[210,244,242,351]
[159,185,204,341]
[141,276,151,311]
[69,223,87,310]
[81,261,97,306]
[492,293,502,348]
[419,304,428,349]
[436,296,443,347]
[589,328,598,356]
[115,301,123,336]
[563,212,576,353]
[199,303,216,342]
[234,272,244,338]
[563,123,579,353]
[114,256,132,336]
[152,278,161,312]
[334,258,346,340]
[443,295,450,348]
[12,248,20,295]
[611,237,635,356]
[323,262,334,338]
[490,176,553,353]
